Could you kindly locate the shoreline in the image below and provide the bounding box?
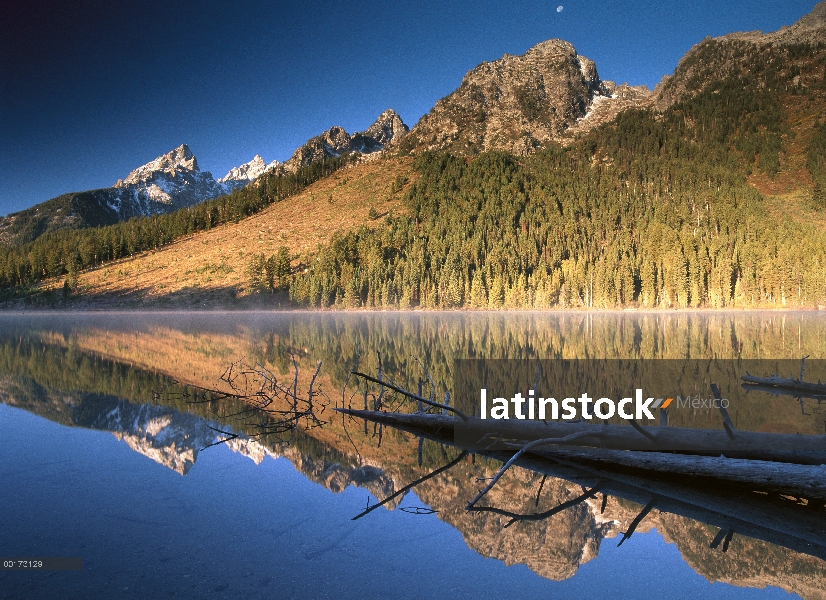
[0,307,824,316]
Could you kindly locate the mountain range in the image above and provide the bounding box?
[1,2,825,309]
[0,109,409,246]
[0,26,655,248]
[8,3,824,248]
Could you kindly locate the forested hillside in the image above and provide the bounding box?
[0,190,126,246]
[288,42,826,309]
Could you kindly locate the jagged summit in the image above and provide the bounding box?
[116,144,199,187]
[219,154,266,183]
[218,154,280,191]
[361,109,409,147]
[401,38,625,155]
[110,144,224,210]
[280,109,409,172]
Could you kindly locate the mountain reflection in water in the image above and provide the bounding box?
[0,311,824,599]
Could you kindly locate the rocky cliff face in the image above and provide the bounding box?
[277,109,409,173]
[565,81,653,137]
[400,39,629,155]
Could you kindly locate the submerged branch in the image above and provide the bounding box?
[467,431,604,509]
[181,358,329,448]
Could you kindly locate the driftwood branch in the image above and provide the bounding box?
[741,382,826,402]
[413,356,436,405]
[628,418,657,443]
[466,431,605,509]
[534,474,547,507]
[741,372,826,395]
[710,383,736,439]
[182,357,329,449]
[618,498,657,546]
[710,526,736,552]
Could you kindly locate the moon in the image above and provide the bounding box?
[557,5,563,12]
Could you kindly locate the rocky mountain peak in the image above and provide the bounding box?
[218,154,279,188]
[116,144,199,187]
[279,110,408,172]
[362,109,409,147]
[401,38,614,155]
[168,143,198,170]
[110,144,225,211]
[322,126,353,152]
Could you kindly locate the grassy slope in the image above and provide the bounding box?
[38,157,414,307]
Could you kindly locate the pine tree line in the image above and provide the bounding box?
[247,246,291,293]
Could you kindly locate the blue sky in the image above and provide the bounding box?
[0,0,820,215]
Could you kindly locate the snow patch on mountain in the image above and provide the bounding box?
[218,155,280,192]
[112,144,226,211]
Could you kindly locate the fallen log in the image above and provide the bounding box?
[741,373,826,395]
[741,382,826,401]
[335,409,826,466]
[526,444,826,498]
[488,450,826,560]
[347,409,826,561]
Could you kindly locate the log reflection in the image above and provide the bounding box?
[343,407,826,563]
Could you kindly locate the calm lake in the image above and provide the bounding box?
[1,311,824,599]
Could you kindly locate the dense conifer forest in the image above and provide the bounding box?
[288,43,826,309]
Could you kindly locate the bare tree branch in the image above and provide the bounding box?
[350,371,468,420]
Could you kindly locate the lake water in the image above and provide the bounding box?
[1,311,824,599]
